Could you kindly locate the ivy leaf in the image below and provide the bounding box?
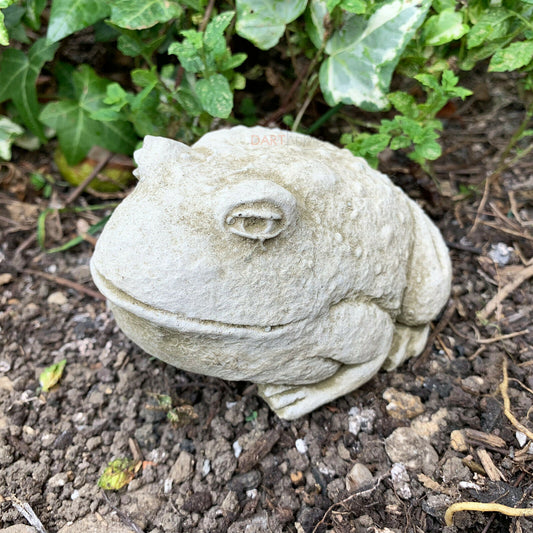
[40,66,137,164]
[466,8,513,49]
[236,0,307,50]
[0,38,59,142]
[320,0,431,111]
[422,8,469,46]
[39,359,67,392]
[108,0,182,30]
[196,74,233,118]
[204,11,234,58]
[0,115,24,160]
[46,0,110,43]
[98,458,142,490]
[489,40,533,72]
[0,0,15,45]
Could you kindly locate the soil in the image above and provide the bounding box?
[1,70,532,533]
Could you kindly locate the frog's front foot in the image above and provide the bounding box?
[257,351,390,420]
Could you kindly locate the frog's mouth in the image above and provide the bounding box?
[91,263,306,337]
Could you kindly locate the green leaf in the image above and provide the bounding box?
[108,0,182,29]
[39,359,67,391]
[0,115,24,160]
[0,38,59,142]
[39,66,137,164]
[489,40,533,71]
[24,0,47,31]
[0,0,15,45]
[422,9,469,46]
[196,74,233,118]
[306,0,329,49]
[46,0,110,43]
[339,0,367,14]
[98,458,141,490]
[388,91,418,118]
[204,11,234,58]
[466,8,513,49]
[344,133,391,168]
[236,0,307,50]
[320,0,431,110]
[168,31,205,73]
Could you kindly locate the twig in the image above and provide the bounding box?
[8,496,47,533]
[64,151,115,206]
[198,0,215,32]
[475,329,529,344]
[23,268,106,301]
[500,358,533,441]
[445,502,533,527]
[311,472,389,533]
[478,262,533,320]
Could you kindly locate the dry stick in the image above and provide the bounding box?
[476,329,529,344]
[8,496,47,533]
[23,268,106,301]
[478,262,533,321]
[64,151,114,206]
[311,472,390,533]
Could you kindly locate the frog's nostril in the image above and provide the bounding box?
[217,180,297,241]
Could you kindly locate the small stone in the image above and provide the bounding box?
[346,463,373,492]
[0,526,38,533]
[461,376,484,393]
[221,490,240,512]
[227,470,261,492]
[385,427,439,475]
[48,472,69,488]
[390,463,411,499]
[442,457,470,483]
[337,441,351,461]
[450,430,467,452]
[169,451,194,484]
[488,242,513,266]
[47,291,68,305]
[383,388,424,420]
[232,440,242,458]
[0,273,13,285]
[516,431,527,448]
[295,438,307,454]
[290,471,305,486]
[85,436,102,451]
[411,408,448,439]
[182,491,212,513]
[348,407,376,436]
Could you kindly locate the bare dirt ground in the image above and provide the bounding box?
[0,71,532,533]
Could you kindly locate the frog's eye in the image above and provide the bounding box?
[217,180,297,242]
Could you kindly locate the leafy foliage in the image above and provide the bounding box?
[0,0,532,172]
[39,359,67,391]
[97,458,142,490]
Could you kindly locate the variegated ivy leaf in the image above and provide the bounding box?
[108,0,182,30]
[0,0,15,45]
[319,0,431,111]
[0,115,24,160]
[46,0,110,43]
[235,0,307,50]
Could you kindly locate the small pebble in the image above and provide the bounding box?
[345,463,373,492]
[47,291,68,305]
[295,438,307,454]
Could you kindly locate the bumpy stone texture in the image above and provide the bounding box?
[90,126,452,419]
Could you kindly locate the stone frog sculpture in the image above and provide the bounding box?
[90,126,452,420]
